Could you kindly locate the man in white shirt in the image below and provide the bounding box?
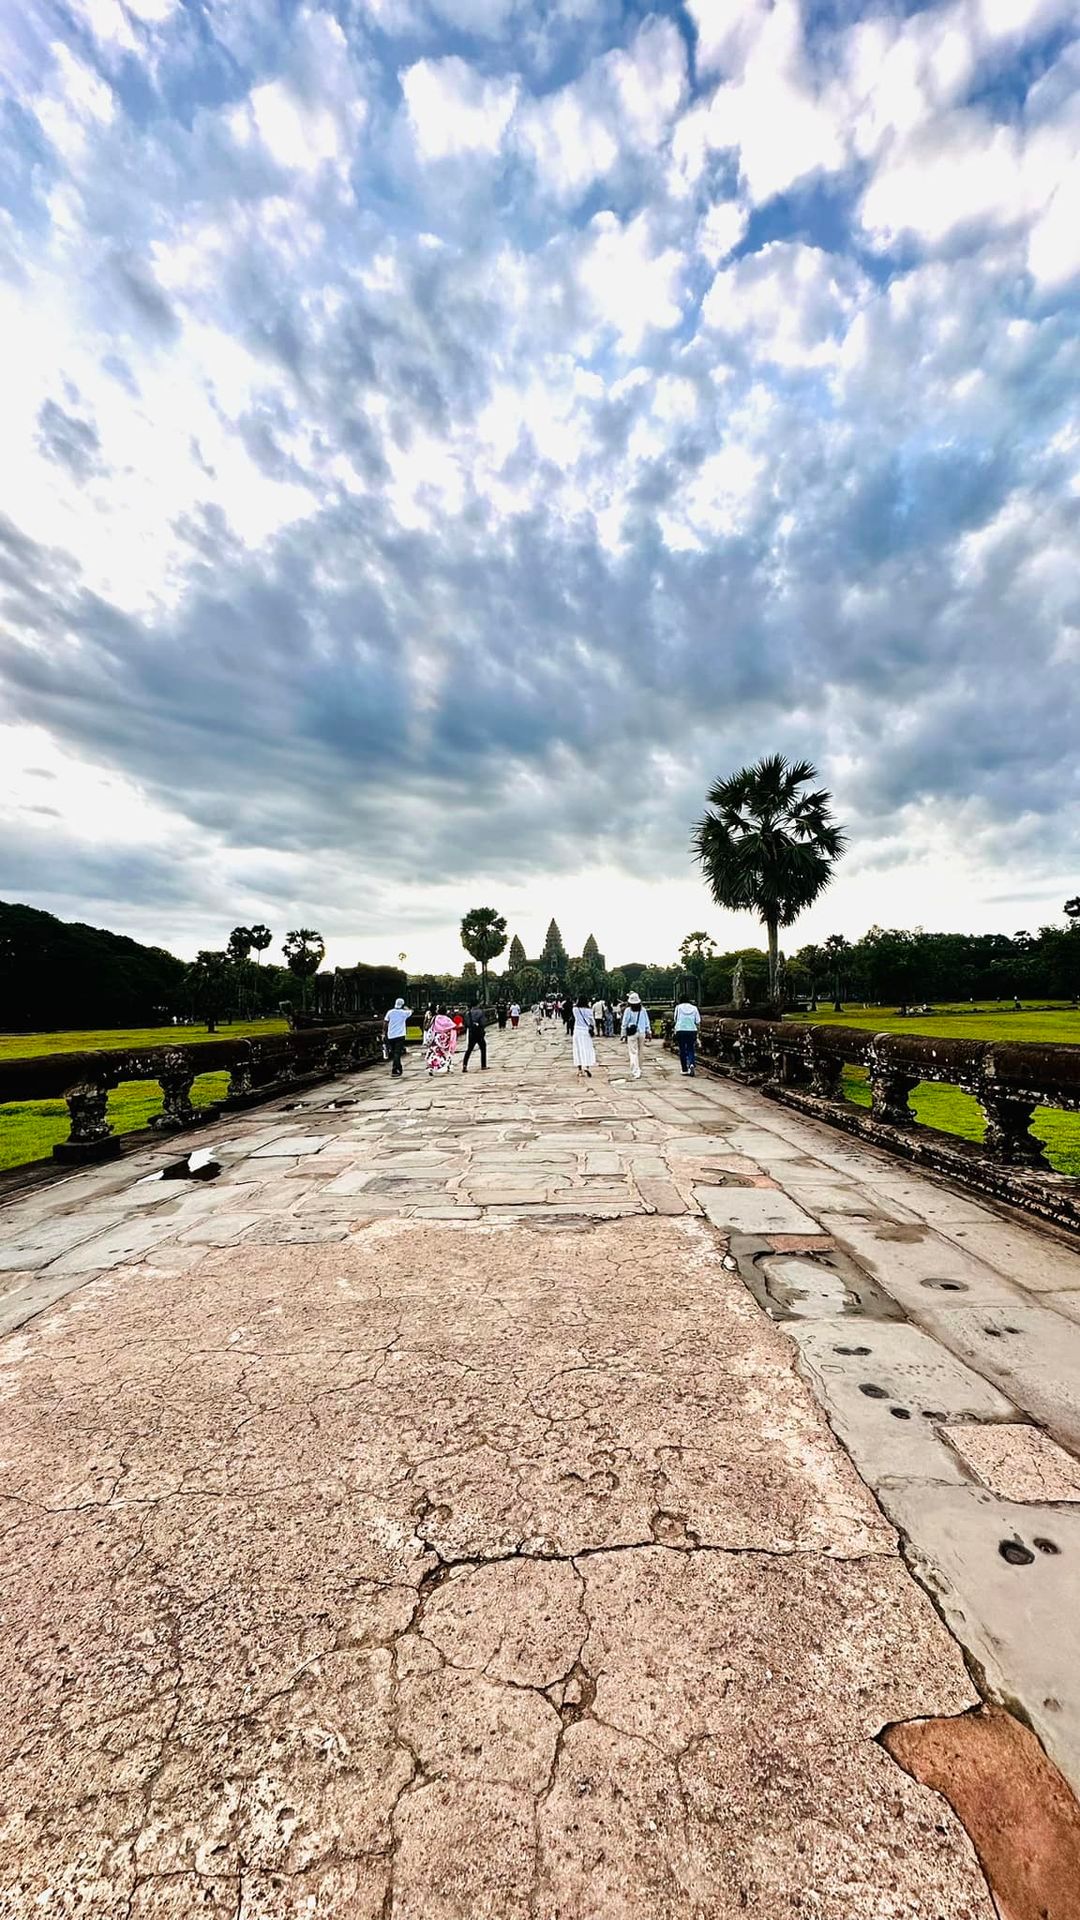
[672,997,701,1075]
[592,996,606,1035]
[383,997,411,1077]
[620,992,651,1079]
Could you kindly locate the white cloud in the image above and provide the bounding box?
[703,242,864,368]
[402,55,518,159]
[704,0,846,204]
[577,211,684,353]
[230,77,358,173]
[697,199,748,266]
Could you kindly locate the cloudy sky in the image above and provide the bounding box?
[1,0,1078,973]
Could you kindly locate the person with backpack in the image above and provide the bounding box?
[462,1001,487,1072]
[620,992,651,1080]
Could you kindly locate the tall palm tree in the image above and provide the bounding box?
[283,929,326,1009]
[460,907,508,1001]
[823,932,851,1011]
[248,924,272,965]
[694,756,846,1003]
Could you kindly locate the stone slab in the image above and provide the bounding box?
[942,1423,1080,1503]
[250,1135,333,1158]
[884,1480,1080,1793]
[818,1211,1032,1310]
[922,1303,1080,1454]
[934,1218,1080,1294]
[696,1186,823,1237]
[789,1321,1017,1487]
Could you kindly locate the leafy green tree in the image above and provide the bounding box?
[794,942,826,1010]
[249,923,272,965]
[1066,898,1080,923]
[516,965,543,1003]
[508,934,527,972]
[541,919,568,985]
[227,926,253,964]
[283,929,325,1007]
[186,949,231,1032]
[460,906,508,1000]
[694,755,846,1003]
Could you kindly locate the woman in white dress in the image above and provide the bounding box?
[572,993,597,1078]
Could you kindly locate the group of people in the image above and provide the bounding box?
[382,991,703,1084]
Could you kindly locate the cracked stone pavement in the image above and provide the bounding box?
[2,1020,1079,1915]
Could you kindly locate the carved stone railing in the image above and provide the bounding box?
[0,1021,384,1167]
[679,1014,1080,1233]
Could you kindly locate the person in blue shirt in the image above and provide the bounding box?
[620,992,651,1080]
[672,997,701,1075]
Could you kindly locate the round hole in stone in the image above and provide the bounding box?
[921,1410,947,1421]
[921,1278,967,1292]
[999,1540,1035,1567]
[833,1345,871,1357]
[859,1383,889,1399]
[984,1327,1004,1337]
[890,1406,912,1420]
[1033,1537,1060,1556]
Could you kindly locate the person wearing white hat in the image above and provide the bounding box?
[383,995,412,1077]
[619,992,651,1079]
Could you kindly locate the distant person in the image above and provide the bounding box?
[572,993,597,1079]
[427,1007,457,1076]
[496,1001,509,1030]
[535,1001,543,1032]
[452,1008,464,1034]
[509,1001,521,1029]
[462,1001,487,1072]
[620,992,651,1080]
[562,995,575,1036]
[592,996,605,1035]
[383,996,412,1077]
[672,995,701,1075]
[603,1003,614,1037]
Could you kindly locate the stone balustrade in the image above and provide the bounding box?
[0,1021,384,1166]
[681,1013,1080,1232]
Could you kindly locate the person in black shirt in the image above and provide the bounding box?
[462,1001,487,1072]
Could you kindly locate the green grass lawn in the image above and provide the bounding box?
[780,1006,1080,1176]
[0,1023,288,1174]
[0,1020,288,1061]
[784,1002,1080,1045]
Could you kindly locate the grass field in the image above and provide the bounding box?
[0,1020,288,1061]
[783,1004,1080,1175]
[0,1022,288,1174]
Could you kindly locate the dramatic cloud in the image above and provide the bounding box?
[0,0,1077,967]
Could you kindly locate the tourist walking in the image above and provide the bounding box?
[562,995,575,1036]
[672,995,701,1075]
[572,994,597,1078]
[462,1002,487,1072]
[496,1001,508,1030]
[603,1004,614,1038]
[620,992,651,1080]
[592,995,605,1036]
[383,996,412,1077]
[426,1008,458,1076]
[509,1002,521,1029]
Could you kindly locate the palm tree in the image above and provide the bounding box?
[227,926,253,963]
[283,929,326,1008]
[824,932,850,1011]
[694,756,846,1003]
[249,924,272,965]
[460,907,508,1001]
